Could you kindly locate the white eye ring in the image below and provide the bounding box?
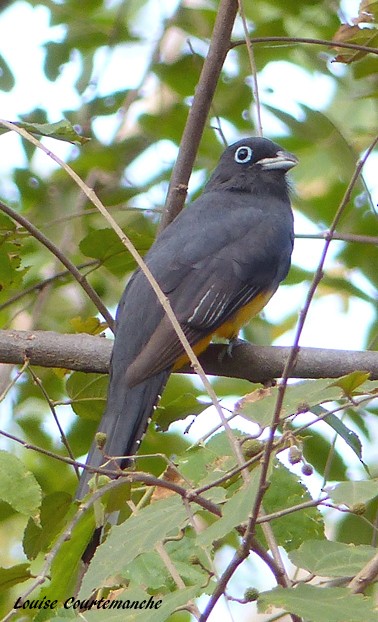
[234,145,253,164]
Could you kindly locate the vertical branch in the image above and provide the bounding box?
[237,0,263,136]
[28,368,79,479]
[242,136,378,548]
[160,0,239,230]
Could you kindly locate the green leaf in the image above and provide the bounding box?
[79,228,131,274]
[302,429,348,481]
[330,371,372,397]
[86,90,131,116]
[79,225,154,277]
[289,540,377,576]
[122,535,209,593]
[358,379,378,395]
[23,492,72,560]
[34,509,95,621]
[70,316,108,335]
[237,379,343,428]
[79,496,190,596]
[326,480,378,507]
[262,462,324,551]
[312,407,363,461]
[0,451,41,516]
[258,584,378,622]
[0,564,32,590]
[176,5,216,38]
[154,56,201,97]
[197,466,262,547]
[84,586,201,621]
[124,551,172,591]
[139,103,188,143]
[176,445,232,488]
[333,23,378,63]
[0,53,15,91]
[44,41,70,81]
[44,615,75,622]
[0,217,26,293]
[0,212,16,233]
[0,119,89,145]
[66,372,108,420]
[155,393,210,431]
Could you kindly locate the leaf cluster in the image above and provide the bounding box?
[0,0,377,620]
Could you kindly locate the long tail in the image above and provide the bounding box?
[76,370,170,500]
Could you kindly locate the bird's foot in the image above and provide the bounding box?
[219,337,248,362]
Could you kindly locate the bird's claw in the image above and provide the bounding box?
[218,337,247,362]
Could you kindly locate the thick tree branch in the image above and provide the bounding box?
[0,329,377,381]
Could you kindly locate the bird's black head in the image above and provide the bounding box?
[205,137,298,194]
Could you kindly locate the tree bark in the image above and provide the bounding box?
[160,0,239,229]
[0,329,377,382]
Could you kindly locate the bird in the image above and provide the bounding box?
[76,136,298,501]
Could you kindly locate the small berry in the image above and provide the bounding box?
[244,587,259,602]
[243,440,262,459]
[351,503,366,515]
[288,446,302,465]
[95,432,107,450]
[301,463,313,476]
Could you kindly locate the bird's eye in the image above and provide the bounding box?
[234,145,253,164]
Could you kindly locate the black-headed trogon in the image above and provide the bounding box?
[77,137,298,500]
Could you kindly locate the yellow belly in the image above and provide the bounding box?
[173,289,274,370]
[173,334,212,371]
[215,290,274,339]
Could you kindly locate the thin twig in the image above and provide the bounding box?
[237,0,263,135]
[256,497,329,524]
[0,196,114,331]
[292,394,374,438]
[250,537,288,587]
[250,134,378,527]
[0,260,100,313]
[0,120,246,475]
[348,550,378,594]
[155,541,201,620]
[199,547,248,622]
[258,508,289,581]
[230,35,378,56]
[27,368,79,479]
[0,427,222,517]
[199,135,378,622]
[0,359,29,402]
[295,232,378,245]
